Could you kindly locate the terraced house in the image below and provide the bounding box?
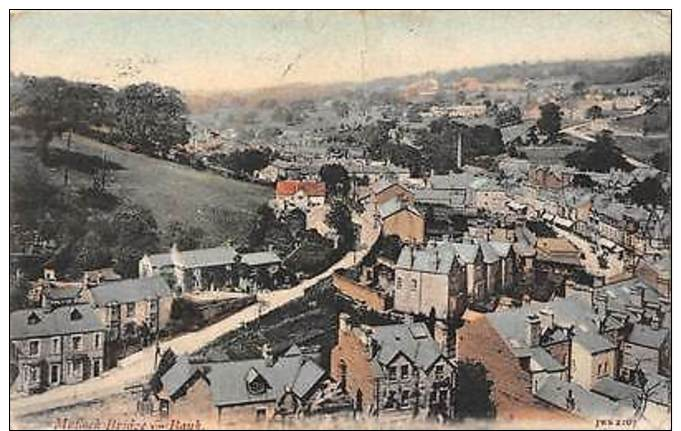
[10,305,106,393]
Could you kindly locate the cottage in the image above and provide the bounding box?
[85,276,174,343]
[330,314,456,419]
[274,180,326,211]
[378,197,425,244]
[11,305,106,393]
[153,345,326,425]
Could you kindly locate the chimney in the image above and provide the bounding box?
[43,268,56,281]
[566,389,576,411]
[457,132,463,169]
[435,249,440,271]
[526,314,541,347]
[651,313,661,330]
[338,312,351,334]
[261,343,274,367]
[538,308,555,330]
[404,314,414,325]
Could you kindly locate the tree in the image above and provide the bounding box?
[114,83,190,157]
[326,201,357,253]
[624,176,670,209]
[494,104,522,127]
[651,150,671,173]
[320,164,350,197]
[164,221,205,251]
[572,173,598,189]
[282,208,307,239]
[223,148,271,176]
[586,105,603,120]
[565,130,634,173]
[111,204,160,277]
[537,103,562,141]
[572,80,587,95]
[455,361,495,419]
[376,234,403,262]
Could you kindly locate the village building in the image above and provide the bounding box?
[529,165,573,190]
[378,197,425,244]
[11,304,107,393]
[365,180,415,209]
[635,254,670,297]
[152,344,327,425]
[139,246,282,294]
[274,180,326,212]
[84,276,174,345]
[330,314,457,419]
[332,266,393,313]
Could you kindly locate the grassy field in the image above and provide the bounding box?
[10,128,273,245]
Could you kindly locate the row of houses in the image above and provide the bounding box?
[11,272,174,394]
[457,275,670,427]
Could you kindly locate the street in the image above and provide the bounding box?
[10,206,380,419]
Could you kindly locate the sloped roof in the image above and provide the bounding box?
[11,304,105,339]
[89,276,172,306]
[177,246,238,268]
[395,244,457,274]
[626,324,669,349]
[160,355,200,400]
[276,180,326,197]
[378,196,421,220]
[574,333,616,354]
[536,376,627,419]
[241,251,281,267]
[370,322,445,372]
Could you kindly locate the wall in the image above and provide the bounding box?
[571,343,616,390]
[332,273,388,312]
[383,211,425,244]
[169,375,216,423]
[394,269,450,320]
[375,185,414,207]
[330,326,378,412]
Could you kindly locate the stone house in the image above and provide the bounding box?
[139,246,281,294]
[10,304,106,393]
[152,345,326,425]
[330,314,457,419]
[378,197,425,244]
[84,276,174,343]
[367,180,415,209]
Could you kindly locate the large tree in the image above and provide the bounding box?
[320,164,350,196]
[537,102,562,141]
[565,130,634,173]
[115,83,190,157]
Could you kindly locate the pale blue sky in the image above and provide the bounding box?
[10,10,671,92]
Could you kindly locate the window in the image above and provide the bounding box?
[597,363,602,375]
[126,303,136,317]
[401,390,410,407]
[435,364,444,378]
[411,279,418,292]
[396,277,402,291]
[72,335,82,351]
[94,333,102,349]
[149,300,157,312]
[255,408,267,421]
[439,389,448,403]
[50,364,60,384]
[51,337,61,354]
[28,340,40,356]
[30,366,38,382]
[401,364,410,380]
[93,360,101,377]
[387,366,397,381]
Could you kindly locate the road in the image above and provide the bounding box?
[11,206,380,419]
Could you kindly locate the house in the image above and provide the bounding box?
[40,284,86,308]
[378,197,425,244]
[153,344,326,425]
[366,180,415,209]
[394,243,467,321]
[139,246,282,294]
[84,276,174,344]
[11,305,106,393]
[635,255,670,298]
[535,237,581,267]
[529,165,573,190]
[330,314,457,419]
[274,180,326,211]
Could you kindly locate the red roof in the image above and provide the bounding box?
[276,180,326,197]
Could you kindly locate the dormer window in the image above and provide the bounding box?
[70,309,82,321]
[246,368,268,395]
[27,312,41,326]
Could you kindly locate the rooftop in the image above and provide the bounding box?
[89,276,172,306]
[11,304,105,340]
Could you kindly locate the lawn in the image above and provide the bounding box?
[10,129,273,246]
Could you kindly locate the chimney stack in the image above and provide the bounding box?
[261,343,274,367]
[457,132,463,169]
[526,314,541,347]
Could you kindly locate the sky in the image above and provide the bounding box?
[10,10,671,92]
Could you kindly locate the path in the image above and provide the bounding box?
[11,206,380,419]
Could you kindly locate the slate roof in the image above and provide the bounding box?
[161,355,200,400]
[378,197,421,220]
[413,188,467,207]
[146,253,174,268]
[42,285,84,301]
[626,324,669,349]
[529,347,566,373]
[592,375,670,409]
[10,304,105,340]
[430,172,478,190]
[241,251,281,267]
[574,333,616,354]
[89,276,172,306]
[536,376,627,419]
[177,246,239,268]
[395,243,458,274]
[369,322,445,372]
[205,345,325,407]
